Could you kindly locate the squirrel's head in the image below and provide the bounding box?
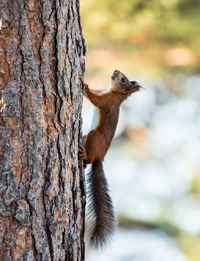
[110,70,141,95]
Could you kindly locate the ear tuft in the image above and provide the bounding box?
[130,81,137,85]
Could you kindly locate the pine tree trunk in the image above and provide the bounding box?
[0,0,86,260]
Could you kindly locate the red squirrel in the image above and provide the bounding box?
[80,70,141,247]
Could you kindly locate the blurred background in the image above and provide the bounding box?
[80,0,200,260]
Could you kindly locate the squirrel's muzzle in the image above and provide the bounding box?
[111,70,120,80]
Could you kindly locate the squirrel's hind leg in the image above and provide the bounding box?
[85,130,105,161]
[80,130,105,165]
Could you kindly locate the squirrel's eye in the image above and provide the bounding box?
[121,78,125,83]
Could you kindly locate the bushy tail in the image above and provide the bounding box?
[87,160,115,248]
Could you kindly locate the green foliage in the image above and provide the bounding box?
[177,233,200,261]
[81,0,200,64]
[190,170,200,196]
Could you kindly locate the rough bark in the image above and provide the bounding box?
[0,0,86,260]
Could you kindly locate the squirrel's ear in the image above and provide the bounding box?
[130,81,137,85]
[131,80,142,88]
[130,81,142,92]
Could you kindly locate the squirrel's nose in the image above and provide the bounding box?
[112,70,119,79]
[112,70,120,78]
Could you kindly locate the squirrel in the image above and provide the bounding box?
[80,70,141,248]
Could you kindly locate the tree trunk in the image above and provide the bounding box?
[0,0,86,260]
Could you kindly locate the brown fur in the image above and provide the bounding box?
[80,70,141,247]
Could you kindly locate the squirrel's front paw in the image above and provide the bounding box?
[83,83,89,88]
[83,83,89,97]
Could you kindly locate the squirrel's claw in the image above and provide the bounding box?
[83,83,89,97]
[79,146,88,161]
[79,146,88,168]
[83,83,89,88]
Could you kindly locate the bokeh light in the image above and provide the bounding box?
[81,1,200,260]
